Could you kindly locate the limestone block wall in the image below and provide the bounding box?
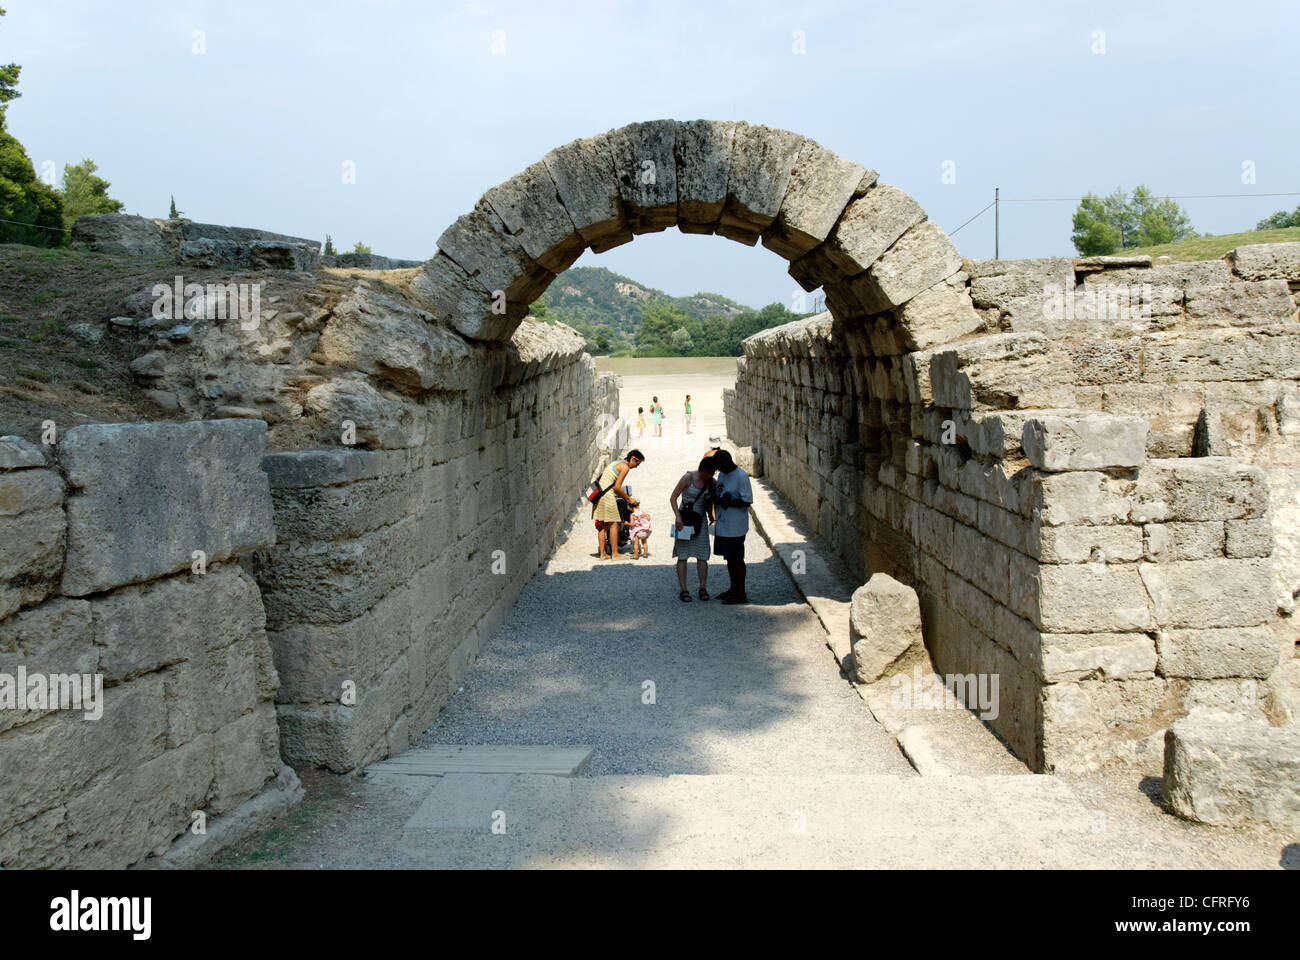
[730,246,1299,771]
[0,421,297,868]
[258,345,616,772]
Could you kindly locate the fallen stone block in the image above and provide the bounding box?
[1162,710,1300,831]
[849,572,924,682]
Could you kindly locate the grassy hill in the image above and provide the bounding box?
[1115,226,1300,262]
[533,266,800,356]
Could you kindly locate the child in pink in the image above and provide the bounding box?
[628,508,653,558]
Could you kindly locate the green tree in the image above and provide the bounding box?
[669,326,694,353]
[57,159,124,229]
[169,195,181,219]
[351,241,371,254]
[0,7,63,246]
[1136,195,1197,247]
[0,131,61,245]
[635,301,687,355]
[0,8,20,123]
[1256,205,1300,230]
[1071,185,1195,254]
[1071,193,1122,255]
[322,234,337,256]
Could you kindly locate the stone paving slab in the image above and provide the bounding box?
[387,772,1153,869]
[368,745,593,777]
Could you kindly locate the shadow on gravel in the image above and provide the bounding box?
[419,551,863,777]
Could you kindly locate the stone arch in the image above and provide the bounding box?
[408,120,981,353]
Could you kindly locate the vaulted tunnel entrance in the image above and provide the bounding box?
[263,119,1288,778]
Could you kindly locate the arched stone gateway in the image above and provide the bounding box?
[409,120,979,352]
[406,120,1297,775]
[5,122,1297,868]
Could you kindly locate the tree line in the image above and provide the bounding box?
[1070,186,1299,255]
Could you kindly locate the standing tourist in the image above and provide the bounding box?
[684,395,694,434]
[636,406,646,438]
[711,449,753,604]
[669,455,716,601]
[592,450,643,560]
[651,396,664,437]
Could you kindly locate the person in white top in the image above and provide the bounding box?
[710,449,753,604]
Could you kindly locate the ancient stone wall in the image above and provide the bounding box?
[258,350,614,772]
[729,244,1300,771]
[0,421,299,868]
[71,213,322,271]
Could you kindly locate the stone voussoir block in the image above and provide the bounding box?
[851,221,963,315]
[717,122,805,245]
[410,252,525,343]
[762,139,870,260]
[609,119,679,234]
[673,119,738,234]
[542,132,630,249]
[435,198,553,308]
[483,161,585,274]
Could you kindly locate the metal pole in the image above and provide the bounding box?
[994,187,1000,260]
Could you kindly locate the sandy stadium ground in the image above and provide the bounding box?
[595,357,738,462]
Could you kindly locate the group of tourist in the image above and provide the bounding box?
[589,438,754,604]
[636,395,695,437]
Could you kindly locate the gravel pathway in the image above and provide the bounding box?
[418,441,916,778]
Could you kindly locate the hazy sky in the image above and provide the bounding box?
[6,0,1297,308]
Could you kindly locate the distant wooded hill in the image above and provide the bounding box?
[529,266,813,356]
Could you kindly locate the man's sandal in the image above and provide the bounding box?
[698,589,710,601]
[679,590,692,602]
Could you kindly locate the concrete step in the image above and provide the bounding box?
[395,772,1117,868]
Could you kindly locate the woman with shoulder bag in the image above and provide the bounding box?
[668,455,717,601]
[592,450,644,560]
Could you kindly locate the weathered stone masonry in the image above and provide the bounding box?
[0,422,297,868]
[258,339,613,772]
[7,118,1297,865]
[729,246,1300,771]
